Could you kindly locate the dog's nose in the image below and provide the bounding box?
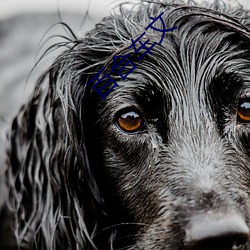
[185,213,249,250]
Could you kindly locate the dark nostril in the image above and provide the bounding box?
[185,213,249,250]
[186,234,248,250]
[235,236,249,248]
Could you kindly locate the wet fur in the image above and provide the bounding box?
[2,0,250,249]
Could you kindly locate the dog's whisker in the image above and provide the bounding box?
[93,222,150,238]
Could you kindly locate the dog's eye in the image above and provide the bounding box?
[116,110,144,133]
[237,99,250,123]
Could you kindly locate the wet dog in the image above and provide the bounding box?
[1,0,250,249]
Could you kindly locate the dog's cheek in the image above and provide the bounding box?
[101,139,161,223]
[236,129,250,159]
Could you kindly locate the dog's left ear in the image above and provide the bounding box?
[1,11,130,247]
[1,51,107,249]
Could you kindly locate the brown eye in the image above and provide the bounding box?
[237,99,250,123]
[116,110,144,133]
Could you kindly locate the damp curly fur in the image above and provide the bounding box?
[2,0,250,249]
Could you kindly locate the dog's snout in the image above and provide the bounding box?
[185,213,249,250]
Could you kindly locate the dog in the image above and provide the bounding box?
[1,0,250,249]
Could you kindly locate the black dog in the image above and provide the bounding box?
[2,0,250,249]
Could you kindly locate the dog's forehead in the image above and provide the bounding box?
[85,3,250,123]
[107,13,250,105]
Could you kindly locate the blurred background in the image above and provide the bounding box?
[0,0,250,175]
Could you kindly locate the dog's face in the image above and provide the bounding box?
[83,3,250,249]
[4,1,250,250]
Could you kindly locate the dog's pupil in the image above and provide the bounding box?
[237,100,250,122]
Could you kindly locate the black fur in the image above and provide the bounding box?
[2,0,250,249]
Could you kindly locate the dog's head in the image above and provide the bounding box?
[4,1,250,249]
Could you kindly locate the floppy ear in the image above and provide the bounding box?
[3,55,106,249]
[1,8,143,248]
